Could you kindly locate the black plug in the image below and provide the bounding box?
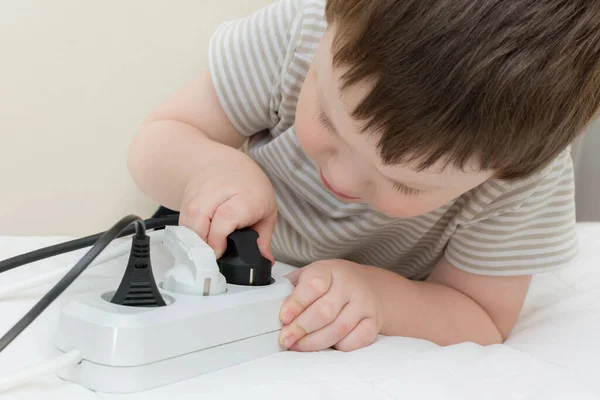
[110,234,166,307]
[217,228,273,286]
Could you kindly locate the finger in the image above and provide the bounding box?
[207,195,263,258]
[180,190,234,243]
[252,208,277,263]
[332,317,378,352]
[279,278,351,349]
[288,302,362,352]
[279,266,332,326]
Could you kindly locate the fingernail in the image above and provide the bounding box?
[283,335,295,349]
[280,307,291,324]
[279,326,292,347]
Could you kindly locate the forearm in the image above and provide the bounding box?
[363,265,504,346]
[127,119,253,210]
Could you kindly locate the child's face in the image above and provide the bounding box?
[295,28,492,218]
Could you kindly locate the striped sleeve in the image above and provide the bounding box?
[208,0,303,136]
[445,152,578,276]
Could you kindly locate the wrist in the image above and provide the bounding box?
[130,120,249,209]
[182,146,260,191]
[357,264,417,335]
[350,263,389,334]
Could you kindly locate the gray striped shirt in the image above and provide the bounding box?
[208,0,578,278]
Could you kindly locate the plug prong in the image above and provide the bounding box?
[203,278,211,296]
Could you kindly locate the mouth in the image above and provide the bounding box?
[319,170,360,200]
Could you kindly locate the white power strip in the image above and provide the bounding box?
[52,227,295,394]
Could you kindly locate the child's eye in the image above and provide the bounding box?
[318,111,335,133]
[392,182,422,196]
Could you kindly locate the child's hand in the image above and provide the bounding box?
[278,260,384,352]
[178,163,277,262]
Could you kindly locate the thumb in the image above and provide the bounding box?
[252,209,277,264]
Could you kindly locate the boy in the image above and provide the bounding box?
[127,0,600,352]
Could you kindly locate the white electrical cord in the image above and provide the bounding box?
[0,349,82,393]
[0,230,165,299]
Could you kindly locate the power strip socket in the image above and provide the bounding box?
[52,234,295,394]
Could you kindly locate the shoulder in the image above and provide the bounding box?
[207,0,327,136]
[445,150,577,276]
[280,0,328,79]
[456,149,575,225]
[211,0,326,56]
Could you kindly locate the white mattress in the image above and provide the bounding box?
[1,223,599,400]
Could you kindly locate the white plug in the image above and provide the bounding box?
[162,226,227,295]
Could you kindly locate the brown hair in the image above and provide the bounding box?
[325,0,600,179]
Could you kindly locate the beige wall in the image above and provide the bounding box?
[573,119,600,222]
[1,1,599,237]
[0,0,273,236]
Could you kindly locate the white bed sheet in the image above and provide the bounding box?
[0,223,599,400]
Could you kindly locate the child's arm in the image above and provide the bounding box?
[375,257,531,345]
[128,0,301,213]
[128,0,300,258]
[128,70,278,259]
[277,258,530,351]
[128,70,249,211]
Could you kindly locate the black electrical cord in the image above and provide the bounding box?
[0,214,179,275]
[0,215,149,353]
